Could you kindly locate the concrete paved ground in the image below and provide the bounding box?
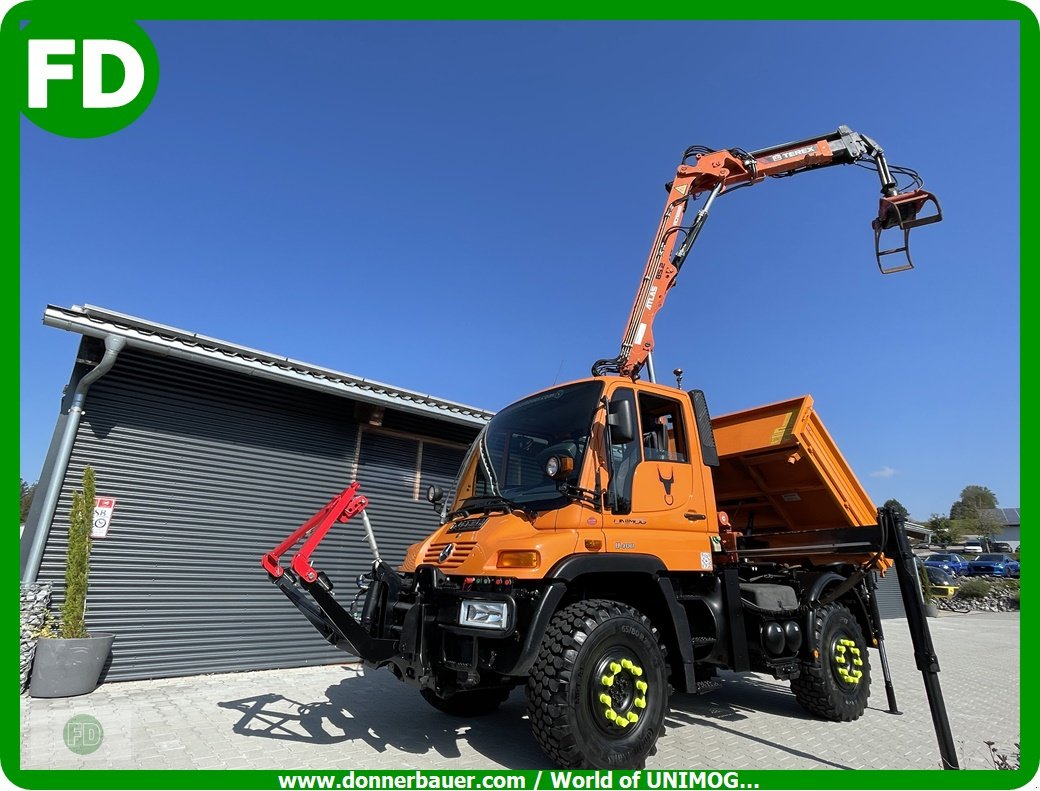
[21,611,1020,771]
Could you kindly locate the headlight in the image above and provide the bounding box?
[544,455,574,480]
[458,599,510,630]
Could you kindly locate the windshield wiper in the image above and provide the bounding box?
[448,497,535,521]
[562,484,603,509]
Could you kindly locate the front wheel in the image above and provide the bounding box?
[791,603,871,721]
[527,599,669,769]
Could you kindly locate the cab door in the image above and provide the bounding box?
[601,385,716,571]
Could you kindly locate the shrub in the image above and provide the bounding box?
[60,466,95,639]
[954,578,993,600]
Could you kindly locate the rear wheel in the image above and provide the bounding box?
[420,686,510,717]
[527,599,669,769]
[791,603,871,721]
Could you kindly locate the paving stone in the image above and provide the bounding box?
[20,612,1019,771]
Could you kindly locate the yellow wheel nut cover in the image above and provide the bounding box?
[616,717,629,728]
[599,693,612,705]
[621,659,633,670]
[627,712,639,723]
[601,674,614,687]
[604,708,617,721]
[636,680,648,692]
[634,697,646,709]
[631,665,643,677]
[609,662,622,674]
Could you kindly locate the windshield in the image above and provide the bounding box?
[452,381,603,513]
[975,554,1004,562]
[929,554,953,561]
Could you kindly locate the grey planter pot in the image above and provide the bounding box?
[29,633,115,698]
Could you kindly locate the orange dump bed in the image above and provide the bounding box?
[711,396,877,534]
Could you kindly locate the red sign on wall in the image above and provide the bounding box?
[92,497,117,539]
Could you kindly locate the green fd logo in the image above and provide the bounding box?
[20,18,159,138]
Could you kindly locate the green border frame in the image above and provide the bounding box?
[5,1,1033,788]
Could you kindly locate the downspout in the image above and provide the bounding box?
[21,334,126,583]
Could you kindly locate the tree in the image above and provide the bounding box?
[20,478,37,523]
[949,485,1000,550]
[882,498,910,523]
[61,467,95,639]
[950,485,998,520]
[927,513,962,548]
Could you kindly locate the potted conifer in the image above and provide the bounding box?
[29,466,115,697]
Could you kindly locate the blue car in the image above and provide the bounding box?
[967,553,1017,577]
[925,553,970,576]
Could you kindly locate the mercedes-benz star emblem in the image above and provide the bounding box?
[438,543,455,563]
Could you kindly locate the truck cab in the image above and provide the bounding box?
[403,377,721,581]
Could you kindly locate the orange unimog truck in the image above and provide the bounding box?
[263,127,956,769]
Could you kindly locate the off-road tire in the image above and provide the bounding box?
[420,686,510,717]
[791,603,871,721]
[527,599,669,769]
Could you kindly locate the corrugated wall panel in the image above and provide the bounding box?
[352,430,466,567]
[37,348,478,681]
[874,570,906,619]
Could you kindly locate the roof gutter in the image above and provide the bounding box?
[43,305,491,428]
[21,334,126,583]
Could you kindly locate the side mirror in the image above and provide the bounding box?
[426,485,444,504]
[608,398,636,445]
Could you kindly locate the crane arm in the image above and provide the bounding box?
[592,125,942,380]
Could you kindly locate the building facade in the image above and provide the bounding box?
[20,305,489,682]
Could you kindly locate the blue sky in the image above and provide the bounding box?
[20,21,1020,521]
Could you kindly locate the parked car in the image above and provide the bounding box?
[962,540,984,554]
[1007,559,1021,578]
[923,565,959,599]
[992,542,1014,553]
[924,552,970,576]
[967,553,1017,577]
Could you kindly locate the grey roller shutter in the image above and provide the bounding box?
[36,348,475,681]
[873,570,906,619]
[353,430,466,566]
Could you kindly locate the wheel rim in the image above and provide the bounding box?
[828,633,864,689]
[588,650,650,737]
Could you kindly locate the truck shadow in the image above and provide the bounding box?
[665,675,852,769]
[217,667,545,768]
[217,668,850,769]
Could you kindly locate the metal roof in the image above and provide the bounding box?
[44,304,493,428]
[980,507,1021,527]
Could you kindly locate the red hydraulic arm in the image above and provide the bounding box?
[261,482,368,584]
[592,125,942,380]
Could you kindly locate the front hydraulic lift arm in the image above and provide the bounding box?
[261,482,400,663]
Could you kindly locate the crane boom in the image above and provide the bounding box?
[592,125,942,380]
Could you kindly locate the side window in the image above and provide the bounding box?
[608,389,639,514]
[637,393,688,463]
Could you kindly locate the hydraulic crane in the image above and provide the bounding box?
[593,125,942,380]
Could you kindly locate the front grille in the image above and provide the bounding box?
[423,541,478,569]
